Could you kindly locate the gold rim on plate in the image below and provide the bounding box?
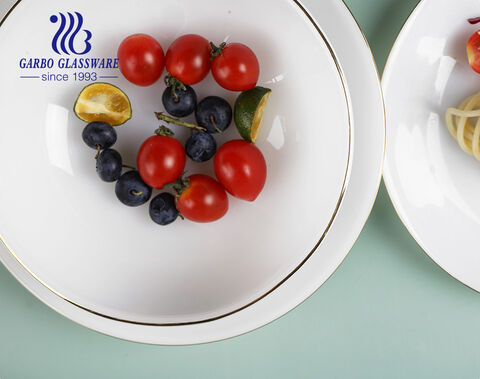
[0,0,353,326]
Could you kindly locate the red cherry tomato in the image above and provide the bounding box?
[214,140,266,201]
[165,34,211,85]
[467,30,480,74]
[176,174,229,223]
[211,43,259,91]
[117,34,165,86]
[137,135,186,189]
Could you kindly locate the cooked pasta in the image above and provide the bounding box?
[446,92,480,160]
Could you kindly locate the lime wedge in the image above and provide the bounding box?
[234,86,271,143]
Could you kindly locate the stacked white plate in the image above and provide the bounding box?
[0,0,384,344]
[383,0,480,294]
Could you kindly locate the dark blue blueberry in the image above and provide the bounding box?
[115,171,152,207]
[149,193,179,225]
[96,149,122,182]
[185,131,217,162]
[82,122,117,150]
[195,96,232,134]
[162,85,197,117]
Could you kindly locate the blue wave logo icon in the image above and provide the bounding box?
[50,12,92,55]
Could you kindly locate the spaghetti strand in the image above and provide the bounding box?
[445,92,480,160]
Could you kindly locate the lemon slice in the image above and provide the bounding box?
[234,87,271,143]
[74,83,132,126]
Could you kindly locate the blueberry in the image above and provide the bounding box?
[162,85,197,117]
[82,122,117,150]
[96,149,122,182]
[149,193,179,225]
[185,132,217,162]
[195,96,232,134]
[115,171,152,207]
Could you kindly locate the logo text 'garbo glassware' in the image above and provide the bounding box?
[50,12,92,55]
[17,11,118,82]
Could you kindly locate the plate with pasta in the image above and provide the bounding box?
[383,0,480,291]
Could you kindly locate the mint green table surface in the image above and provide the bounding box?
[2,1,480,378]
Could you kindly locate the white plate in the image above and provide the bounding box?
[0,0,384,344]
[383,0,480,292]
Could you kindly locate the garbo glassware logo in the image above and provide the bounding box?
[50,12,92,55]
[18,11,119,82]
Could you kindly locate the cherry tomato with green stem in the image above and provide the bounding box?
[137,126,186,190]
[211,42,259,91]
[175,174,229,223]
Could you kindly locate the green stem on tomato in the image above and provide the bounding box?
[210,41,226,60]
[171,175,190,196]
[164,74,186,100]
[154,125,175,137]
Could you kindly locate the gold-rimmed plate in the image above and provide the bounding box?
[0,0,384,344]
[383,0,480,293]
